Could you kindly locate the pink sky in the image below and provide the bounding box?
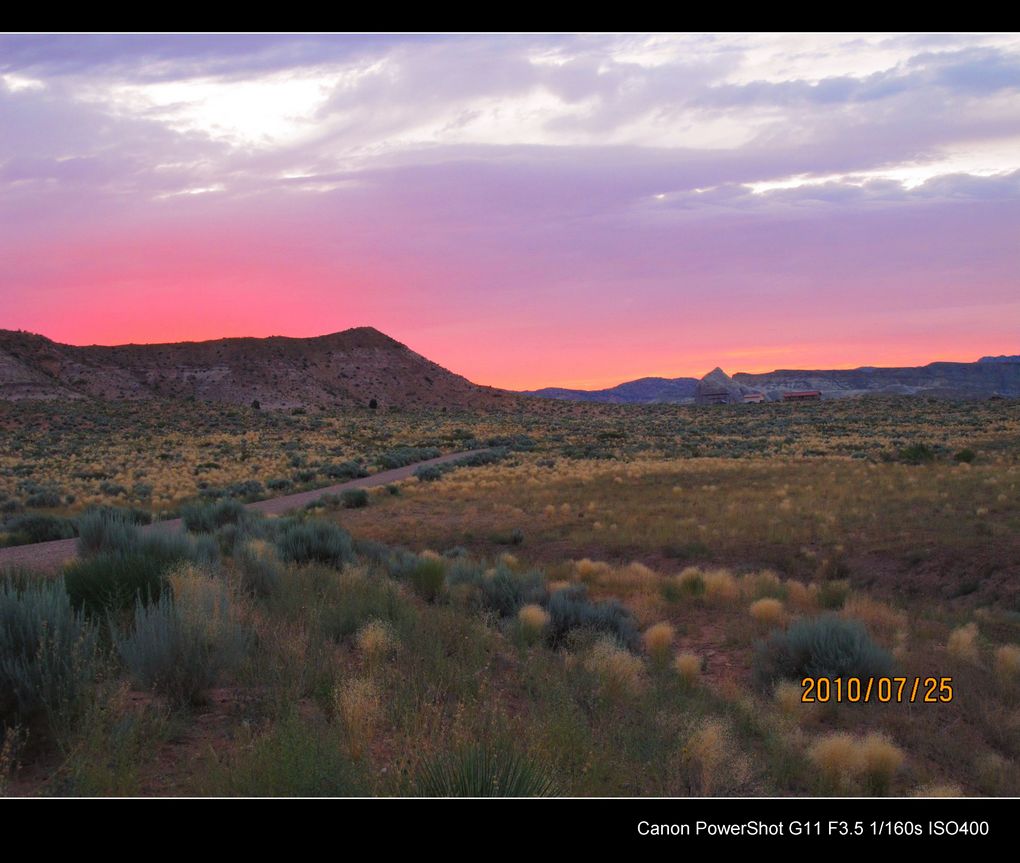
[2,34,1018,389]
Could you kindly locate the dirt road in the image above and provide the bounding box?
[0,449,491,573]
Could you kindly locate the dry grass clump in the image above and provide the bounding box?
[841,595,906,640]
[807,732,863,793]
[674,652,702,686]
[807,732,905,795]
[574,558,612,584]
[993,644,1020,682]
[947,622,980,663]
[680,720,750,796]
[858,733,905,795]
[604,561,659,595]
[774,681,812,721]
[642,622,674,665]
[741,569,783,600]
[749,597,785,626]
[168,564,245,641]
[676,566,706,596]
[912,783,963,797]
[585,639,645,700]
[703,568,739,603]
[784,579,816,611]
[356,620,398,668]
[518,603,550,644]
[686,721,727,795]
[333,678,382,760]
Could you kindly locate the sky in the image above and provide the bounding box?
[1,32,1019,389]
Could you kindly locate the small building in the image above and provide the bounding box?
[782,390,821,401]
[742,391,766,403]
[699,389,731,405]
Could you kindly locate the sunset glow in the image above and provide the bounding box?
[2,33,1019,389]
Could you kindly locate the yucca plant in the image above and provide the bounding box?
[414,744,557,797]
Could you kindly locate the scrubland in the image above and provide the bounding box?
[1,396,1018,796]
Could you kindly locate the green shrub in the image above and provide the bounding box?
[753,614,893,690]
[0,575,99,734]
[322,461,368,481]
[898,443,935,465]
[234,542,283,598]
[547,585,639,650]
[954,448,976,463]
[25,490,62,508]
[376,446,441,470]
[447,562,547,617]
[66,526,218,617]
[340,489,369,509]
[76,509,139,557]
[181,499,250,533]
[414,744,556,797]
[0,514,76,547]
[115,577,248,705]
[317,575,409,642]
[65,552,168,617]
[414,465,445,482]
[275,519,354,569]
[410,557,446,602]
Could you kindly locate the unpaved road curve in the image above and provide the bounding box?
[0,449,492,573]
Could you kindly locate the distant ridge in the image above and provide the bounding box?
[525,357,1020,403]
[0,327,511,410]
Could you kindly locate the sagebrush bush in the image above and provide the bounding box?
[376,446,440,470]
[234,539,283,598]
[414,744,556,797]
[0,514,76,547]
[275,519,353,569]
[0,575,99,735]
[340,489,369,509]
[753,614,893,689]
[115,567,248,704]
[181,499,250,533]
[448,562,546,617]
[547,585,639,650]
[77,509,139,557]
